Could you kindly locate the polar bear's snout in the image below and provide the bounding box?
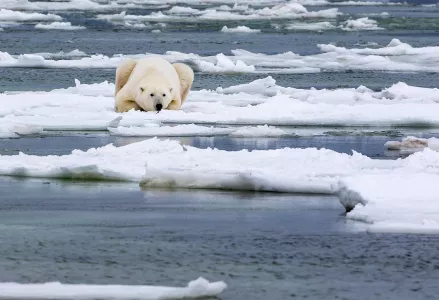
[155,103,163,111]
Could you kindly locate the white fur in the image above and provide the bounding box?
[115,56,194,112]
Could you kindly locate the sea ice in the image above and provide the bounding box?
[35,22,85,30]
[221,26,260,33]
[1,39,437,74]
[336,171,439,233]
[384,136,439,153]
[0,277,227,300]
[339,17,384,31]
[0,9,62,21]
[2,77,439,138]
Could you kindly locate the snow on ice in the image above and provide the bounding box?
[2,77,439,138]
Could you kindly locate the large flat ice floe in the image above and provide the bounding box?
[336,172,439,233]
[0,277,227,300]
[1,135,439,233]
[0,39,437,74]
[2,77,439,137]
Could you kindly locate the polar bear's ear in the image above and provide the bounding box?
[169,87,173,92]
[140,87,144,92]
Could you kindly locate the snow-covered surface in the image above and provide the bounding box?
[3,77,439,139]
[35,22,85,30]
[336,172,439,233]
[221,25,260,33]
[384,136,439,153]
[0,9,61,21]
[0,39,437,74]
[0,277,227,300]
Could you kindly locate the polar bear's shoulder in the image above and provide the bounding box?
[115,58,137,96]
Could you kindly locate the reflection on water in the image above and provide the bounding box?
[2,131,438,158]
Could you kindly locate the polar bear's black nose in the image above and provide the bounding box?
[155,103,163,111]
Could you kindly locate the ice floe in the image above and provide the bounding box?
[1,39,437,74]
[340,17,384,31]
[284,21,336,31]
[0,277,227,300]
[0,132,438,197]
[3,77,439,139]
[336,172,439,233]
[0,9,62,21]
[97,4,340,22]
[221,25,260,33]
[384,136,439,154]
[0,0,140,11]
[35,22,86,30]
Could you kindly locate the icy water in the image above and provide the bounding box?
[1,0,439,299]
[1,176,439,300]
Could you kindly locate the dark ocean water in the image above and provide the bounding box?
[1,1,439,299]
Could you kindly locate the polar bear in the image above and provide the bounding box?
[114,56,194,112]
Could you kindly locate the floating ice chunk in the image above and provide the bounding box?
[0,123,43,138]
[230,125,288,137]
[124,21,147,28]
[0,9,61,21]
[216,76,277,96]
[0,277,227,300]
[221,25,260,33]
[35,22,85,30]
[167,6,202,15]
[196,53,255,73]
[336,172,439,233]
[340,17,384,31]
[384,136,439,154]
[285,21,335,31]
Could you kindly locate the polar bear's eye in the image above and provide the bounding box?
[150,93,154,97]
[162,93,166,97]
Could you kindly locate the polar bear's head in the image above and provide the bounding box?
[135,79,173,112]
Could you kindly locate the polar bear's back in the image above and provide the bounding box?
[129,56,179,88]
